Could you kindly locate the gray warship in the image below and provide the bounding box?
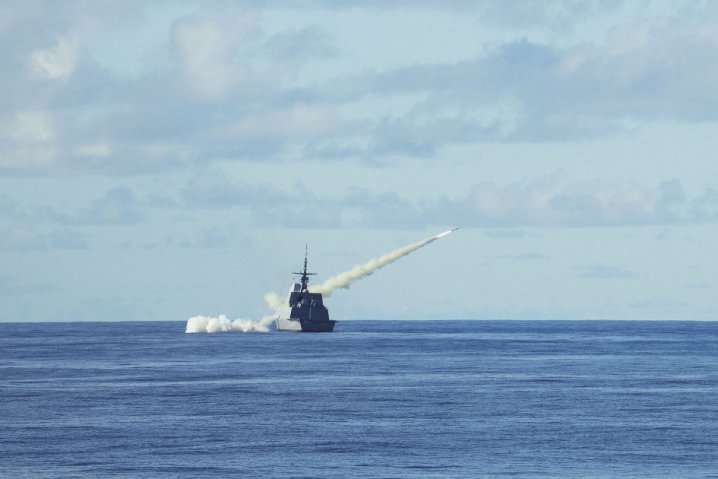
[275,249,336,332]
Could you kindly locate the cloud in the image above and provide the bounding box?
[362,16,718,145]
[220,104,339,143]
[0,110,58,170]
[10,172,716,233]
[0,227,88,251]
[367,117,500,158]
[471,0,626,29]
[262,26,337,64]
[424,176,705,228]
[0,227,47,251]
[0,6,337,175]
[181,170,288,209]
[578,262,639,279]
[180,171,345,228]
[30,35,79,81]
[76,187,146,225]
[170,14,255,101]
[164,227,251,250]
[176,172,718,229]
[181,170,417,228]
[233,0,625,26]
[74,142,113,159]
[687,281,711,291]
[0,186,151,229]
[49,229,90,249]
[7,110,55,142]
[688,185,718,222]
[2,2,718,176]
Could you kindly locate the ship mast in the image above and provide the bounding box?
[293,245,317,291]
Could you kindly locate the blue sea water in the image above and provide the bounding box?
[1,320,717,479]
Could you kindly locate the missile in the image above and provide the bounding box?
[434,227,459,239]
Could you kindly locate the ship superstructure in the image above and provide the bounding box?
[275,248,336,332]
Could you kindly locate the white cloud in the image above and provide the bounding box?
[30,35,79,81]
[461,176,662,227]
[223,104,338,141]
[0,110,57,170]
[1,1,717,175]
[578,262,640,279]
[362,13,718,145]
[171,14,255,101]
[78,187,145,225]
[75,142,113,158]
[0,227,47,250]
[0,227,87,251]
[7,111,54,143]
[175,171,718,229]
[440,176,706,227]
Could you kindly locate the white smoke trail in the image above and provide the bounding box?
[185,295,286,334]
[309,228,456,298]
[185,314,275,333]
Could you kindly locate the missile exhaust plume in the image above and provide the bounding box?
[310,228,457,298]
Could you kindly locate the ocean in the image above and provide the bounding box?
[1,320,717,478]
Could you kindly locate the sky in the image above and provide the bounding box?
[2,0,718,322]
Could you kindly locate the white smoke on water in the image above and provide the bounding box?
[185,314,275,333]
[309,229,456,298]
[185,295,287,334]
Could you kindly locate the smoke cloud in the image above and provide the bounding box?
[264,291,286,311]
[310,228,456,297]
[185,314,275,333]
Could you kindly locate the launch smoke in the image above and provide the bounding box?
[264,291,286,311]
[310,228,457,297]
[185,314,275,333]
[185,296,286,334]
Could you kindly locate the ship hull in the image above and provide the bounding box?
[276,317,336,332]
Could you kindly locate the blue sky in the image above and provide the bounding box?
[2,0,717,321]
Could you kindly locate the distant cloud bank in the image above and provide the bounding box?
[2,2,718,174]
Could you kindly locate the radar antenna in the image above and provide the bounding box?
[292,245,317,291]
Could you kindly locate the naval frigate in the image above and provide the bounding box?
[275,249,336,332]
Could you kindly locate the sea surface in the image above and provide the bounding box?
[1,320,717,479]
